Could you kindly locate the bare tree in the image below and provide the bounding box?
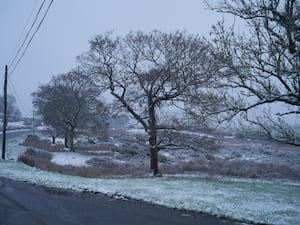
[32,82,64,144]
[207,0,300,144]
[0,95,22,122]
[79,30,223,175]
[239,108,300,142]
[32,69,105,151]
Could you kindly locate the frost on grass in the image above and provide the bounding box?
[0,160,299,225]
[3,131,300,225]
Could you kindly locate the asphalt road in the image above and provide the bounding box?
[0,178,244,225]
[1,129,32,142]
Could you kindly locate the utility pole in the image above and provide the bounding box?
[2,65,8,160]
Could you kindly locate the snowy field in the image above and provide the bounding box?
[1,134,300,225]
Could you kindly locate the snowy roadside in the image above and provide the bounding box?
[1,159,300,225]
[1,133,300,225]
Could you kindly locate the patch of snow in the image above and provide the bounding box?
[126,129,215,138]
[126,129,146,134]
[51,151,125,167]
[43,136,65,145]
[1,122,30,132]
[5,129,31,134]
[113,159,127,164]
[5,134,30,160]
[179,130,214,138]
[87,150,112,154]
[54,138,65,144]
[7,121,25,128]
[224,135,235,139]
[51,152,94,167]
[160,151,172,158]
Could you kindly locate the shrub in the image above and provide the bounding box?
[23,135,64,151]
[23,135,40,146]
[18,148,52,168]
[18,154,36,167]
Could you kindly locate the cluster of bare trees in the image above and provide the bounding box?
[32,69,108,151]
[33,0,299,174]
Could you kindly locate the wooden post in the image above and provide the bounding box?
[2,65,8,159]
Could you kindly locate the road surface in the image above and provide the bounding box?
[0,178,245,225]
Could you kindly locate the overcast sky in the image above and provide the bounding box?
[0,0,231,117]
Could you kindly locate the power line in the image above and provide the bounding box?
[2,0,54,119]
[7,77,31,117]
[8,0,54,77]
[8,0,47,69]
[8,0,39,66]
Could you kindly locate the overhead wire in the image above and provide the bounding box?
[4,0,54,117]
[8,0,39,66]
[8,0,46,69]
[8,0,54,77]
[7,77,31,118]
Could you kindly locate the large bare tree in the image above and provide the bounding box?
[207,0,300,144]
[79,30,223,175]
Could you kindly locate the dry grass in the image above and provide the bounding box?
[23,135,64,151]
[18,148,52,168]
[18,147,150,178]
[18,147,300,180]
[20,134,300,180]
[161,158,300,180]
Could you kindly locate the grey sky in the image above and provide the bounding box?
[0,0,228,117]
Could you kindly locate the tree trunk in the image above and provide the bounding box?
[148,101,159,175]
[64,135,69,148]
[150,147,159,175]
[52,135,56,144]
[64,126,69,148]
[69,126,75,152]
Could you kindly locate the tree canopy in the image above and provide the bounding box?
[207,0,300,144]
[32,69,107,151]
[79,30,225,174]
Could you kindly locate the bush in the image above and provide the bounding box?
[18,147,149,178]
[18,154,36,167]
[18,148,52,168]
[23,135,40,146]
[23,135,64,151]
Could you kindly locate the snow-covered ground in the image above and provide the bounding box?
[0,159,300,225]
[1,121,30,131]
[51,152,94,167]
[1,134,300,225]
